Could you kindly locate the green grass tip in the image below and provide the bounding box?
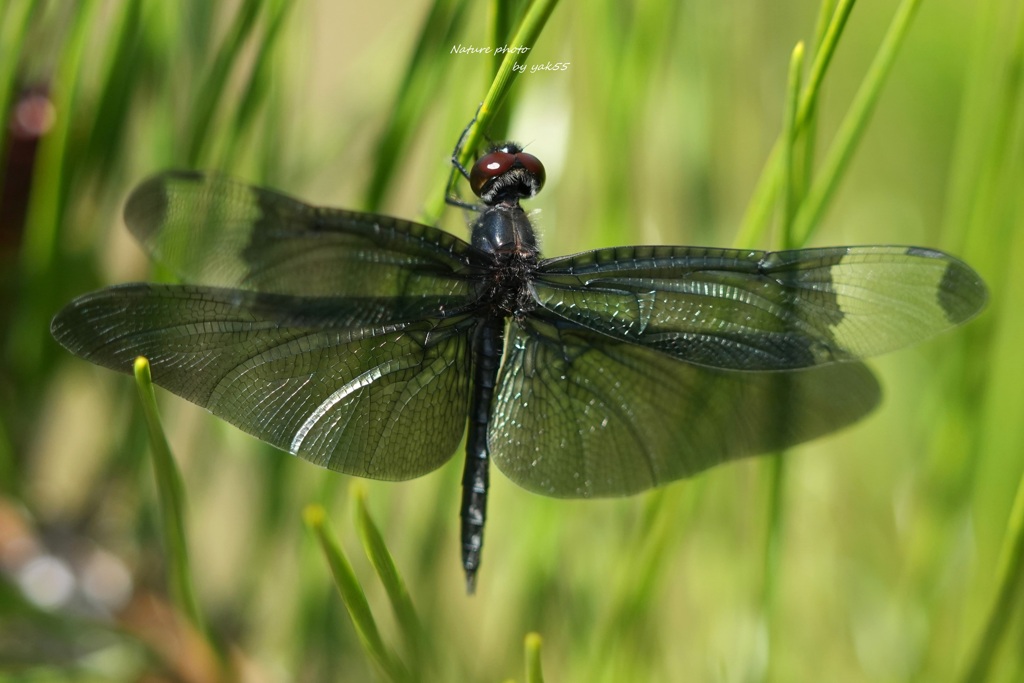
[303,504,327,528]
[133,355,151,380]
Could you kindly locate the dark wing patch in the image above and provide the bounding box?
[51,284,474,480]
[125,171,481,298]
[533,246,987,371]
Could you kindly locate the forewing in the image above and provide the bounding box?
[51,284,474,479]
[489,317,880,498]
[125,171,479,298]
[534,246,987,370]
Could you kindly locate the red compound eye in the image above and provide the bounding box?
[469,151,516,197]
[514,152,545,191]
[468,146,547,200]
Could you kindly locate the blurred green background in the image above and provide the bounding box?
[1,0,1022,681]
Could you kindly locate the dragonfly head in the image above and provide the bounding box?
[469,142,546,206]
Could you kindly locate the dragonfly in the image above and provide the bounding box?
[51,142,987,592]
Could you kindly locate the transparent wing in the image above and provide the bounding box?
[51,284,474,479]
[489,317,880,498]
[125,171,481,298]
[534,245,987,370]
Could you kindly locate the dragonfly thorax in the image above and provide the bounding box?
[470,203,539,255]
[477,249,538,319]
[470,197,540,319]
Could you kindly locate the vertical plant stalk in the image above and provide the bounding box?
[961,474,1024,682]
[735,0,856,247]
[184,0,264,166]
[81,0,145,178]
[304,504,408,682]
[947,4,1024,678]
[0,419,15,495]
[18,0,92,257]
[453,0,560,167]
[425,0,561,222]
[219,0,296,171]
[0,0,40,185]
[779,43,806,250]
[363,0,468,211]
[759,42,805,682]
[13,0,101,374]
[583,488,692,681]
[132,358,208,642]
[790,0,923,244]
[485,0,526,138]
[793,0,837,202]
[525,632,545,683]
[353,487,428,673]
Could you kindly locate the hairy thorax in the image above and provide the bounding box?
[478,248,538,320]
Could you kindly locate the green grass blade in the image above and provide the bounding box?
[943,0,1023,262]
[81,0,145,178]
[953,10,1024,675]
[454,0,560,166]
[218,0,295,171]
[780,42,805,248]
[424,0,561,222]
[759,456,786,682]
[353,486,428,674]
[132,357,208,643]
[0,0,42,182]
[735,0,856,246]
[525,632,545,683]
[759,44,806,681]
[961,471,1024,682]
[489,0,526,72]
[304,504,408,682]
[484,0,528,139]
[798,0,856,129]
[0,417,15,496]
[18,0,101,270]
[793,0,836,205]
[12,0,102,377]
[790,0,922,244]
[363,0,469,212]
[184,0,264,166]
[582,488,699,681]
